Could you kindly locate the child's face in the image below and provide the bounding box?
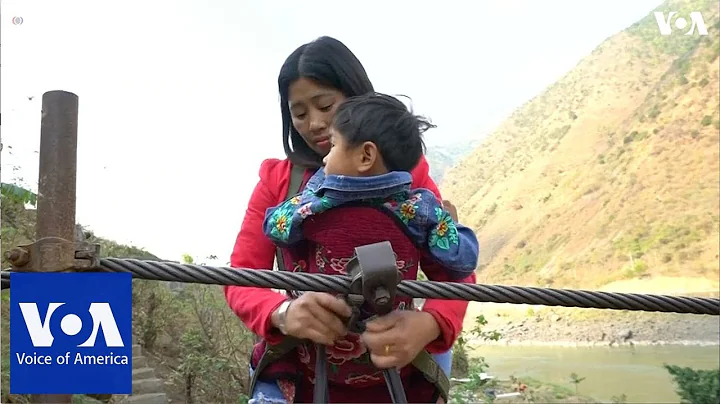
[323,128,360,176]
[323,127,387,176]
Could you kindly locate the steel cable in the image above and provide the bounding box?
[1,259,718,315]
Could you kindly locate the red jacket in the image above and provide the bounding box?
[224,154,475,351]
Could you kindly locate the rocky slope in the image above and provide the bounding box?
[467,302,720,347]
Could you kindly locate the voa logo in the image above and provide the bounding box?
[654,11,709,36]
[10,272,132,394]
[19,302,124,347]
[16,302,129,366]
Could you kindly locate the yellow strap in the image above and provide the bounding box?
[412,350,451,401]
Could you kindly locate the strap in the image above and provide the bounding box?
[248,337,303,397]
[383,368,408,403]
[313,344,330,403]
[274,164,306,272]
[250,343,450,402]
[250,164,309,392]
[412,350,450,402]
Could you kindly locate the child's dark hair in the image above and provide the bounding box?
[331,93,434,172]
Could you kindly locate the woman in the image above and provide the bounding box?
[224,36,476,403]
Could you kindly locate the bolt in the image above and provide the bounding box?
[7,248,30,266]
[374,287,390,307]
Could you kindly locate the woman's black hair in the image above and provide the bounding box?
[278,36,375,168]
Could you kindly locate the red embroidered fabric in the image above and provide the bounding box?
[250,206,439,403]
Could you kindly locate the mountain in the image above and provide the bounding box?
[426,139,481,185]
[441,0,719,292]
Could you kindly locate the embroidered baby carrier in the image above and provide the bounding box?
[249,165,451,403]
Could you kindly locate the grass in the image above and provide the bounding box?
[611,220,707,261]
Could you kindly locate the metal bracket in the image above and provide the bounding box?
[5,237,101,273]
[344,241,403,332]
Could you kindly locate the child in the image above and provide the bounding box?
[263,92,479,279]
[255,92,479,403]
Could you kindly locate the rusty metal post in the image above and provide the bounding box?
[31,90,79,404]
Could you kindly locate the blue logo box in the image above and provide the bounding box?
[10,272,133,394]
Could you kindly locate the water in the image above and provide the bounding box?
[471,344,719,403]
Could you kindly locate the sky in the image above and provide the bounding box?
[1,0,665,263]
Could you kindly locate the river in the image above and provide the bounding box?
[471,344,719,403]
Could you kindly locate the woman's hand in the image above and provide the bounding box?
[272,292,352,345]
[360,310,441,369]
[442,199,459,222]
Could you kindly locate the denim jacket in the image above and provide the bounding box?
[263,168,479,278]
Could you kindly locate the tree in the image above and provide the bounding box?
[665,364,720,404]
[1,183,37,206]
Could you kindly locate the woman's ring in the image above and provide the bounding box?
[384,344,391,355]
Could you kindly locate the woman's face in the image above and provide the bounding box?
[288,77,346,156]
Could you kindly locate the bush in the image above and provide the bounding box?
[449,315,502,403]
[132,274,255,403]
[664,364,720,404]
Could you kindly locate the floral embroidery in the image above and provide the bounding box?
[408,192,423,203]
[276,379,296,404]
[298,202,313,219]
[292,260,307,272]
[268,208,292,241]
[298,344,311,365]
[429,207,459,250]
[315,254,326,272]
[346,372,383,385]
[319,195,332,211]
[383,199,399,209]
[379,192,407,210]
[395,259,413,273]
[314,245,330,273]
[385,192,422,224]
[398,202,417,223]
[289,195,301,205]
[327,335,367,366]
[329,257,351,274]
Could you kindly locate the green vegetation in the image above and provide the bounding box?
[131,264,254,404]
[450,316,603,403]
[665,364,720,404]
[1,182,253,404]
[611,221,703,259]
[625,0,714,57]
[568,372,585,395]
[1,183,37,206]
